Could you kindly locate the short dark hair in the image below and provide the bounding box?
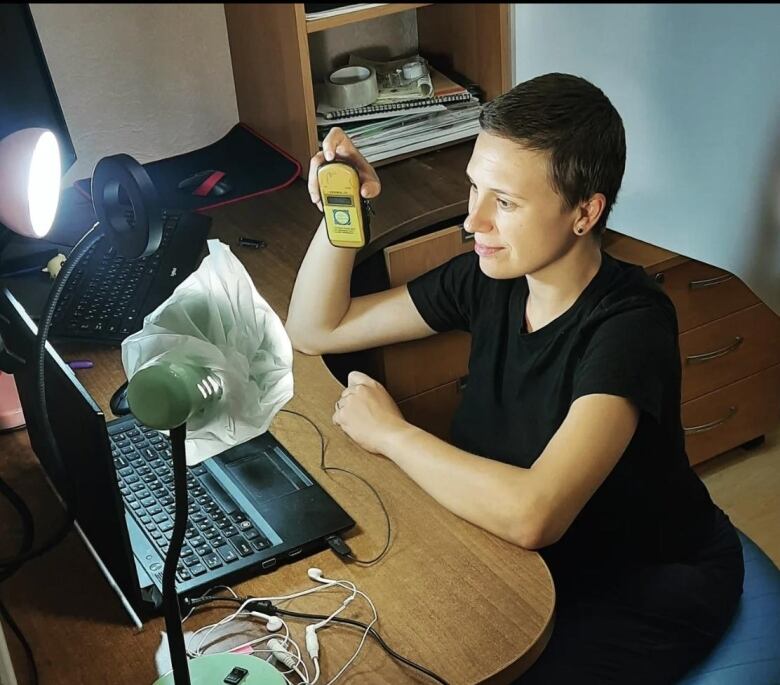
[479,73,626,235]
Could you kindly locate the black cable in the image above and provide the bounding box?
[0,475,34,563]
[0,599,38,685]
[0,226,103,578]
[183,594,449,685]
[0,466,37,684]
[274,607,449,685]
[280,409,392,565]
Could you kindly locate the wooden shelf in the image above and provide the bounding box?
[225,3,510,173]
[306,3,432,33]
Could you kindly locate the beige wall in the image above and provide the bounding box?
[30,3,238,185]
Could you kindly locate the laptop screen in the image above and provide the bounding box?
[0,288,141,603]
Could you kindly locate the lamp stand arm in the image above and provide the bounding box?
[163,424,192,685]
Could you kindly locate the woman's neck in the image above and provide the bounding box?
[524,240,603,332]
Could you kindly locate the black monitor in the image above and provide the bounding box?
[0,3,76,174]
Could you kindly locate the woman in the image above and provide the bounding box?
[285,73,744,684]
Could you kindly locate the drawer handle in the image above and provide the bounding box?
[685,336,743,365]
[683,406,737,435]
[457,375,469,391]
[460,225,474,243]
[688,274,733,290]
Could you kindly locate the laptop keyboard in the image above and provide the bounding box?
[52,212,181,341]
[109,422,272,583]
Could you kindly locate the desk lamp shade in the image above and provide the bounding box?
[127,361,224,430]
[0,128,61,430]
[0,128,61,238]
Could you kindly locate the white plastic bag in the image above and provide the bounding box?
[121,239,294,465]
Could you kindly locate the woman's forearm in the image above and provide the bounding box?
[380,423,544,548]
[285,219,357,354]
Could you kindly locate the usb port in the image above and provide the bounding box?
[288,547,303,558]
[261,558,276,570]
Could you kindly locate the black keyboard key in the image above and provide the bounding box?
[229,537,253,558]
[215,545,238,564]
[202,553,222,570]
[251,539,270,552]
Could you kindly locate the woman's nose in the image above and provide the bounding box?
[464,201,493,234]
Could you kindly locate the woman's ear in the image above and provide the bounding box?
[573,193,607,236]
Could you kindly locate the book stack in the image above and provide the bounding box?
[316,56,482,164]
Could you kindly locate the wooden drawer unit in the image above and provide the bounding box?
[682,363,780,465]
[382,332,470,401]
[605,232,779,463]
[679,304,780,402]
[398,379,466,442]
[653,259,760,333]
[381,224,474,403]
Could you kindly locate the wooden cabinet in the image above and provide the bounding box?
[650,260,780,464]
[379,224,473,440]
[377,227,780,463]
[223,3,511,172]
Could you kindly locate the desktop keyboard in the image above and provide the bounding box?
[108,421,272,584]
[50,210,211,346]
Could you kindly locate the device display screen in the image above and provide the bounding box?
[326,195,353,206]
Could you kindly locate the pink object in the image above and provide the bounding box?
[0,372,25,431]
[228,644,254,655]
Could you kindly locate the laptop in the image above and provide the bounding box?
[0,288,355,619]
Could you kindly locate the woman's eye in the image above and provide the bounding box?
[497,198,515,210]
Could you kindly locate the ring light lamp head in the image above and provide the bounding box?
[91,153,162,259]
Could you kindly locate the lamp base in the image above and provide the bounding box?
[152,654,285,685]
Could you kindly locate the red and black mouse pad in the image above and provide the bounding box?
[73,123,301,213]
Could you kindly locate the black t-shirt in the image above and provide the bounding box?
[407,250,721,581]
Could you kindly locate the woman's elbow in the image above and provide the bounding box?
[507,507,565,551]
[284,323,322,356]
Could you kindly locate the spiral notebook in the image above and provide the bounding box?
[321,91,473,121]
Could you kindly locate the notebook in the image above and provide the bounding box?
[319,91,473,121]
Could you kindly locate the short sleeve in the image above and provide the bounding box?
[572,296,678,424]
[406,251,481,333]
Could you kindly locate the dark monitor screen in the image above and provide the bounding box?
[0,3,76,174]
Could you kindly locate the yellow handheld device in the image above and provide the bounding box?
[317,161,371,248]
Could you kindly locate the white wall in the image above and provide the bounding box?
[513,4,780,314]
[30,3,238,186]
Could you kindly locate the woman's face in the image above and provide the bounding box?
[464,131,580,280]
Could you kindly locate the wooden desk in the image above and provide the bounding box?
[0,146,554,684]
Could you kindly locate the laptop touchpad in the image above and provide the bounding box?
[218,441,311,505]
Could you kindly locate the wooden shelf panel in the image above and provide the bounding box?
[306,3,432,33]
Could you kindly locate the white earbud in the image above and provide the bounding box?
[250,611,284,632]
[267,637,299,669]
[308,567,324,581]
